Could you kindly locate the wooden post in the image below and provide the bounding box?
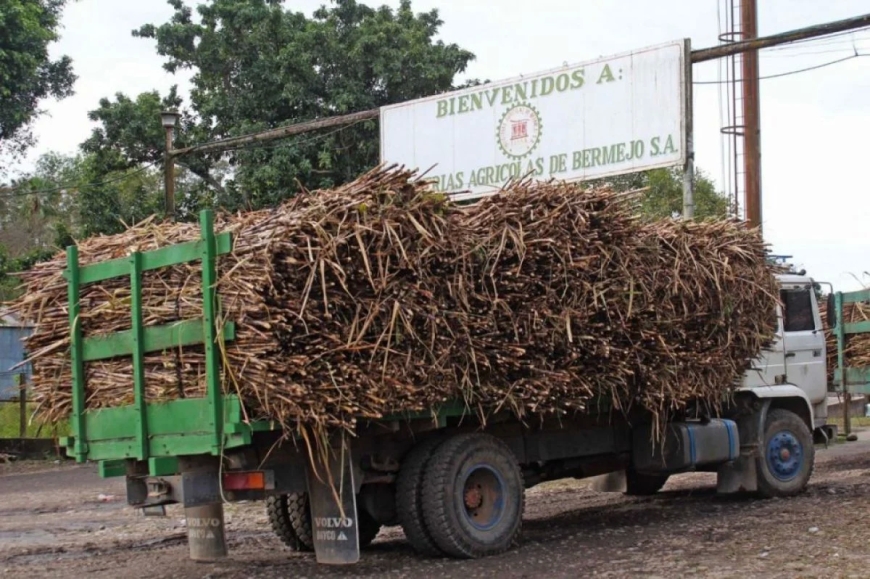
[844,391,852,437]
[18,373,26,438]
[741,0,762,231]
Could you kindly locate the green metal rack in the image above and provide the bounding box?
[832,288,870,394]
[58,210,276,476]
[57,209,475,479]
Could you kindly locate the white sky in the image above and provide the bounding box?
[19,0,870,291]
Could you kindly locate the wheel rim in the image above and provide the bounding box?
[766,429,804,481]
[460,464,505,531]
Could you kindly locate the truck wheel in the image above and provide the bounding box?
[625,470,670,496]
[421,434,524,559]
[756,409,815,498]
[396,436,446,557]
[266,493,310,551]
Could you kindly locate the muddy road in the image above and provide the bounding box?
[1,442,869,579]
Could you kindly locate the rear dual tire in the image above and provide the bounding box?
[396,436,446,557]
[398,433,524,559]
[266,491,381,551]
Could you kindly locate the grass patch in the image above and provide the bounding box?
[0,401,69,439]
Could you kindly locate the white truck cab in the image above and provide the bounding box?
[609,272,831,499]
[694,272,832,497]
[741,273,828,433]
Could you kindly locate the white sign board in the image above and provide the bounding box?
[380,40,688,200]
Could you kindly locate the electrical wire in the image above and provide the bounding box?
[694,53,867,85]
[0,161,159,199]
[7,29,869,198]
[0,116,369,201]
[763,43,870,58]
[766,28,869,50]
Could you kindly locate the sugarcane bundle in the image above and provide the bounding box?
[10,167,779,435]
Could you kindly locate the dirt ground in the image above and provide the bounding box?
[1,441,870,579]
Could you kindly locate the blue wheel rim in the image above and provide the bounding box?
[460,464,505,531]
[766,429,804,482]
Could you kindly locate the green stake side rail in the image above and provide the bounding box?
[58,210,273,477]
[58,210,470,479]
[832,288,870,395]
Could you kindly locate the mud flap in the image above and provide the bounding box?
[717,452,758,494]
[305,440,360,565]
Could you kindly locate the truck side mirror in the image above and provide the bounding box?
[826,293,836,328]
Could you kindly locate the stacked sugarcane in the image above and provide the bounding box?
[10,167,780,437]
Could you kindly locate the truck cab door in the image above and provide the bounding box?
[742,304,785,388]
[780,285,827,406]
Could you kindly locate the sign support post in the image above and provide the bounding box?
[682,38,695,219]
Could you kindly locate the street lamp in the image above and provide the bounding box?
[160,110,181,219]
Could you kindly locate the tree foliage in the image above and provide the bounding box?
[77,0,476,212]
[589,167,731,220]
[0,0,75,157]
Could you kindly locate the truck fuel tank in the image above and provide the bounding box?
[632,419,739,474]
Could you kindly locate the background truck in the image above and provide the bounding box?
[57,211,859,565]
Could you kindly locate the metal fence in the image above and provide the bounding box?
[0,322,32,401]
[0,313,42,440]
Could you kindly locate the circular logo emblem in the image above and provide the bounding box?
[497,104,542,159]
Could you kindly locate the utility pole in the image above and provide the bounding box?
[741,0,762,231]
[160,110,181,220]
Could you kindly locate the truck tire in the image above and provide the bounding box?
[756,408,815,498]
[396,436,446,557]
[285,492,314,550]
[267,492,381,551]
[266,493,309,551]
[625,470,670,496]
[421,433,524,559]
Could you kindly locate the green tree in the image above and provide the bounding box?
[0,0,75,159]
[82,0,474,215]
[75,153,164,237]
[0,150,81,300]
[0,151,80,255]
[589,167,731,220]
[0,150,165,251]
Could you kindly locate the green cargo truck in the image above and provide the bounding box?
[57,210,865,565]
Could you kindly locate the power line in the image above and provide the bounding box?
[0,117,370,202]
[763,44,870,58]
[694,53,867,84]
[0,120,365,200]
[0,162,159,199]
[692,14,870,62]
[766,28,865,50]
